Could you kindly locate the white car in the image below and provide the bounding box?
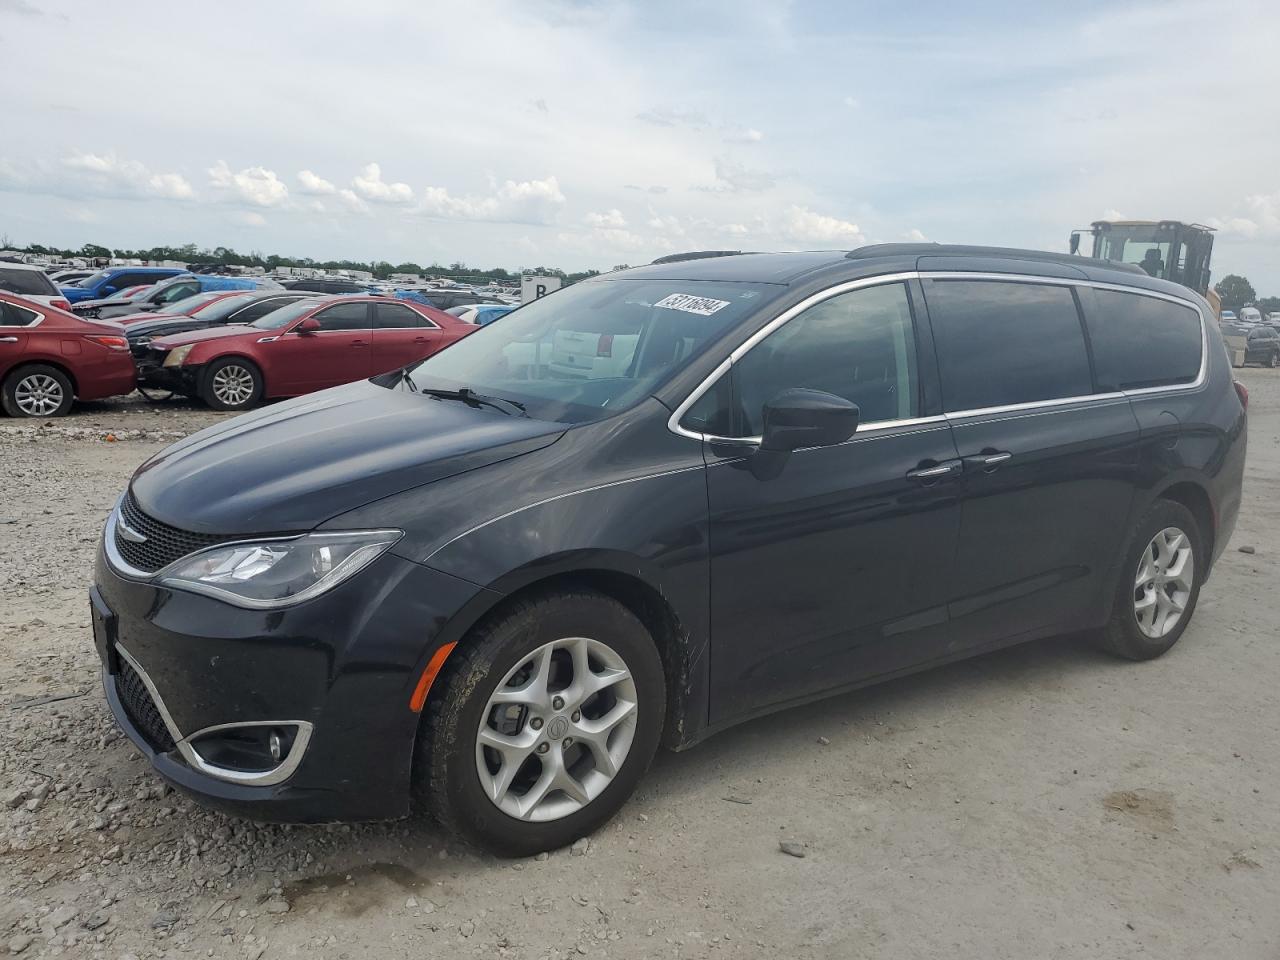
[0,262,69,309]
[1240,307,1263,324]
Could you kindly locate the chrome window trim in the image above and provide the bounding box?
[667,269,1211,444]
[110,644,313,786]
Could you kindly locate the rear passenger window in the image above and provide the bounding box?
[375,303,431,329]
[925,280,1092,412]
[1086,290,1202,390]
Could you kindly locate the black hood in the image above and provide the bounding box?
[130,380,565,534]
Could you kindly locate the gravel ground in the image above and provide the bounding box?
[1,372,1278,960]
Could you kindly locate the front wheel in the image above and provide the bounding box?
[1097,500,1203,660]
[417,590,665,857]
[200,357,262,411]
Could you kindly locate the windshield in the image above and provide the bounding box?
[401,278,777,423]
[1094,227,1174,279]
[163,292,230,315]
[75,270,111,289]
[0,268,58,296]
[189,293,258,321]
[251,298,320,330]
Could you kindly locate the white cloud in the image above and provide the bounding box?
[843,96,860,109]
[234,211,267,227]
[297,170,336,195]
[781,206,865,246]
[584,208,627,228]
[351,162,413,204]
[637,106,710,129]
[418,175,565,224]
[904,228,928,242]
[711,156,775,192]
[723,126,764,144]
[337,188,370,214]
[207,160,288,207]
[61,151,194,200]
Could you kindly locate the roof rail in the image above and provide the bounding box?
[650,250,754,265]
[844,242,1147,275]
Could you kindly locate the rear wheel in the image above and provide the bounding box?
[2,364,74,418]
[1097,500,1203,660]
[417,590,665,857]
[201,357,262,411]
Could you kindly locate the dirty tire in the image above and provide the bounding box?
[200,357,262,411]
[2,364,74,418]
[416,590,665,858]
[1097,499,1204,661]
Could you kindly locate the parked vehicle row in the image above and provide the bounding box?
[73,273,281,320]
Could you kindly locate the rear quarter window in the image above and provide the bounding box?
[924,279,1093,412]
[1086,289,1202,390]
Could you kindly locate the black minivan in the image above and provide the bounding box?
[91,245,1246,855]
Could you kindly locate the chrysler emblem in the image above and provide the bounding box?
[116,516,148,544]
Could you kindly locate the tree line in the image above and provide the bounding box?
[1214,274,1280,316]
[6,240,608,285]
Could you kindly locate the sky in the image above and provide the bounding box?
[2,0,1279,288]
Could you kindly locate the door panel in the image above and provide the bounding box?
[945,400,1141,644]
[267,302,372,395]
[700,280,961,723]
[707,424,963,721]
[371,303,442,372]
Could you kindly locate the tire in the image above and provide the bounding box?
[417,590,665,857]
[200,357,262,411]
[1097,500,1203,661]
[1,364,74,418]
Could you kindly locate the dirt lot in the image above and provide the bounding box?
[1,370,1277,960]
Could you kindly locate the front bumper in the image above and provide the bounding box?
[92,537,496,822]
[136,359,202,395]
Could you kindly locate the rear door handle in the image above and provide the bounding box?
[351,339,369,347]
[0,336,19,343]
[906,459,961,481]
[962,451,1012,471]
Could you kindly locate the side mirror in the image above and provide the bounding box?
[295,317,321,334]
[760,388,860,452]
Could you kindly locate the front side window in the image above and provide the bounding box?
[683,282,919,437]
[312,302,370,331]
[404,279,776,424]
[153,281,199,305]
[1086,289,1202,390]
[925,280,1093,412]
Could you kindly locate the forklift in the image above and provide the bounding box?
[1069,220,1215,296]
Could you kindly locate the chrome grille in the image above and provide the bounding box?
[115,656,176,752]
[114,491,231,573]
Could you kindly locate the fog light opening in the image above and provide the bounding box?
[187,723,300,774]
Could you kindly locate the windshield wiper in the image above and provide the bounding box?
[396,365,419,393]
[419,386,528,417]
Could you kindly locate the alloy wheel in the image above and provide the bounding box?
[211,364,254,406]
[1133,526,1194,639]
[14,374,65,416]
[475,636,638,823]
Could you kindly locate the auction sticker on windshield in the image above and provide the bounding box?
[654,293,732,316]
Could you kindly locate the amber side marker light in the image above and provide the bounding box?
[409,642,458,712]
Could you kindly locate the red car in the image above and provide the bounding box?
[143,295,475,410]
[0,292,136,418]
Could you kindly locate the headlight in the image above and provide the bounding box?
[163,344,195,367]
[158,530,401,609]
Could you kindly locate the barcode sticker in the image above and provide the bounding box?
[654,293,732,316]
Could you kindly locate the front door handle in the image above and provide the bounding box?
[351,339,369,347]
[0,336,19,343]
[906,459,961,481]
[962,451,1012,472]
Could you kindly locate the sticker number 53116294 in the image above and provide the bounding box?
[654,293,732,316]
